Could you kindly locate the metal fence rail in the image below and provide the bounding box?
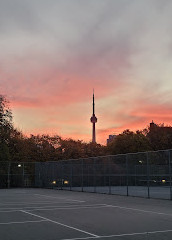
[0,149,172,200]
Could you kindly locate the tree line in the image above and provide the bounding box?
[1,95,172,163]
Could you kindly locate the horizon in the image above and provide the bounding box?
[1,0,172,145]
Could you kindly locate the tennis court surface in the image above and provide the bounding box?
[0,188,172,240]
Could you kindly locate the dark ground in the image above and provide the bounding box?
[0,188,172,240]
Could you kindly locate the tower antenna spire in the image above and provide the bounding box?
[93,89,95,115]
[90,90,97,143]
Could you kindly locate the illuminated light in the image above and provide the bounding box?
[153,180,157,183]
[52,181,56,184]
[139,160,143,164]
[64,180,69,184]
[18,164,22,168]
[162,179,166,183]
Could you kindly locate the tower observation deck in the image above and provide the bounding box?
[90,91,97,143]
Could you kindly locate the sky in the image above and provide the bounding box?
[1,0,172,145]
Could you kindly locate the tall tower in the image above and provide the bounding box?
[90,90,97,143]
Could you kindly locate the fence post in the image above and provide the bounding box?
[126,154,129,196]
[70,162,72,191]
[94,158,96,193]
[146,152,150,198]
[52,162,55,189]
[61,163,64,190]
[109,158,111,195]
[22,163,25,187]
[169,150,172,200]
[7,162,11,189]
[81,159,84,192]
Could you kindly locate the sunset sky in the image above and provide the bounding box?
[1,0,172,145]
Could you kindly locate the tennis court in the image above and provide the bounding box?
[0,188,172,240]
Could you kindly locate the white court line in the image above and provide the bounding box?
[127,190,169,194]
[0,201,78,205]
[28,204,108,212]
[34,194,85,202]
[0,204,107,213]
[105,204,172,217]
[61,229,172,240]
[0,203,104,210]
[0,205,78,210]
[21,210,98,237]
[111,189,169,194]
[0,220,47,225]
[0,205,77,211]
[13,192,28,194]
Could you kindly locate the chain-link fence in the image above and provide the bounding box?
[0,162,35,188]
[0,149,172,200]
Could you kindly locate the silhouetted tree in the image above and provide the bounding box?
[58,138,106,160]
[107,129,151,155]
[147,123,172,150]
[0,95,13,161]
[3,94,172,163]
[21,134,61,162]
